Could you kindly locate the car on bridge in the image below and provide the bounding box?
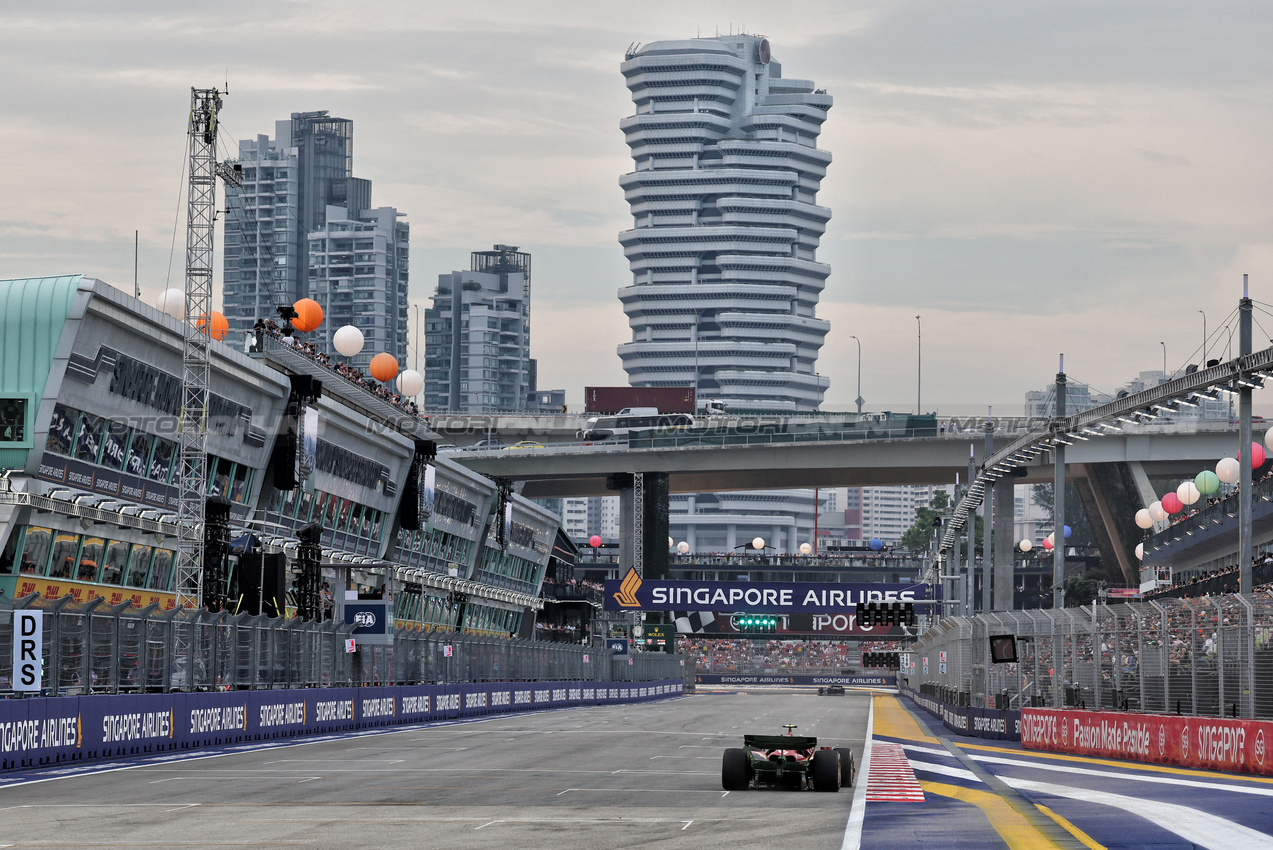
[504,440,546,450]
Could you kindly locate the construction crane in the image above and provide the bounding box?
[175,87,241,611]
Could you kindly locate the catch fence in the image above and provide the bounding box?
[907,592,1273,719]
[0,595,684,694]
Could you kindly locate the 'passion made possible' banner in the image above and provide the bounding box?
[604,574,938,612]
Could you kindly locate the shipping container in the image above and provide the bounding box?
[583,386,696,414]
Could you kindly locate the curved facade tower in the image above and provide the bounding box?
[617,35,833,412]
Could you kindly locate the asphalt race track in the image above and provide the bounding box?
[0,689,870,849]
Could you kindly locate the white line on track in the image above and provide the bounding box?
[1005,774,1273,850]
[965,750,1273,798]
[840,695,874,850]
[907,756,1273,850]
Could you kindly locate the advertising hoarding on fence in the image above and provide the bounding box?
[0,679,684,771]
[901,684,1021,741]
[1022,708,1273,775]
[696,674,894,687]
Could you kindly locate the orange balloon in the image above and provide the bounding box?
[196,311,229,341]
[369,352,399,382]
[292,298,324,333]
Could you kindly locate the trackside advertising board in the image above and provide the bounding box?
[1022,708,1273,776]
[901,684,1020,741]
[605,573,937,612]
[0,679,682,772]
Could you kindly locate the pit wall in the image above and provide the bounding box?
[695,674,896,687]
[900,684,1021,741]
[0,679,683,772]
[1021,708,1273,776]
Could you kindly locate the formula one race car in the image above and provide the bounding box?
[722,725,855,791]
[817,685,846,696]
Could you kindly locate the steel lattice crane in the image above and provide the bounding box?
[175,88,241,611]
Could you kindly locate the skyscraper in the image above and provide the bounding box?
[307,204,410,372]
[424,245,534,411]
[222,112,377,345]
[617,35,833,412]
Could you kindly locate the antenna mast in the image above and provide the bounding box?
[175,87,224,610]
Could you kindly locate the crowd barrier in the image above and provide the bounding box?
[900,682,1021,741]
[695,674,895,687]
[0,678,683,771]
[1021,707,1273,776]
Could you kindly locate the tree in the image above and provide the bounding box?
[1030,483,1095,550]
[901,491,951,553]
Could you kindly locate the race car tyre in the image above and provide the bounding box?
[722,747,751,791]
[811,749,841,792]
[834,748,855,787]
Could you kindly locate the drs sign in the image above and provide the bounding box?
[12,611,42,691]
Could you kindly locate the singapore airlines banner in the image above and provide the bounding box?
[604,571,938,612]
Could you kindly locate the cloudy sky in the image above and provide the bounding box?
[3,1,1272,413]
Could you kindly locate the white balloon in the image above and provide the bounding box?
[398,369,424,397]
[1217,456,1241,485]
[1134,509,1154,529]
[332,324,364,357]
[752,537,765,550]
[1265,430,1273,453]
[157,289,185,319]
[1176,481,1200,506]
[1148,500,1166,523]
[1019,539,1032,552]
[676,541,690,554]
[799,542,812,555]
[1135,542,1144,560]
[668,537,673,549]
[1045,532,1055,545]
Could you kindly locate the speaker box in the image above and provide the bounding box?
[235,552,287,616]
[517,607,536,640]
[261,552,286,617]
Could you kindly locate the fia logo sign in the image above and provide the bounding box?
[353,611,377,628]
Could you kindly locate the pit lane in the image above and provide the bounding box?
[0,690,870,849]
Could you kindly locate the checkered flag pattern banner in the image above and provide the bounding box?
[674,611,715,634]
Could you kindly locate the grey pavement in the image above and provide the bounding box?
[0,689,870,849]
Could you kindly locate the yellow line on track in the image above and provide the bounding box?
[871,693,939,743]
[920,780,1069,850]
[956,741,1273,784]
[1035,804,1105,850]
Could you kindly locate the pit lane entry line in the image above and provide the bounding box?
[838,691,874,850]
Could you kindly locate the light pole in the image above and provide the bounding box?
[850,334,863,415]
[1199,310,1206,363]
[413,303,420,371]
[916,315,922,416]
[1160,341,1166,377]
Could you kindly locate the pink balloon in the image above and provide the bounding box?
[589,535,602,549]
[1253,442,1267,468]
[1161,492,1183,514]
[1042,538,1054,550]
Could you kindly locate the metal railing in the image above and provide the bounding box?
[907,592,1273,719]
[0,596,685,694]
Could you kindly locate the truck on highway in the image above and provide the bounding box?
[584,386,696,414]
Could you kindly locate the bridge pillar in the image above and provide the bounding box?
[610,472,670,580]
[1077,462,1143,586]
[992,477,1015,610]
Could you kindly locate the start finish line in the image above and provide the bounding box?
[603,575,938,612]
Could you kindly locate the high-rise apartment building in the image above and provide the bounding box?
[424,246,534,411]
[617,35,833,412]
[307,205,410,372]
[222,112,379,346]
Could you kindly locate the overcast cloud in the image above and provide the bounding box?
[3,1,1272,412]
